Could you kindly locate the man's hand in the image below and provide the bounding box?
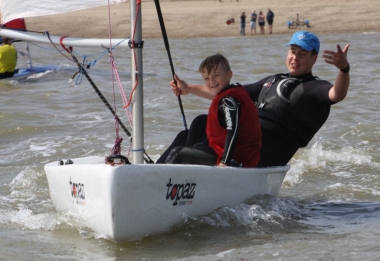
[323,44,350,70]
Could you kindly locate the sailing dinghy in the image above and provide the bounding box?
[1,0,290,242]
[0,18,61,81]
[0,22,129,81]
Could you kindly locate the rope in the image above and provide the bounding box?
[45,32,154,163]
[106,0,123,158]
[125,0,141,110]
[70,53,154,164]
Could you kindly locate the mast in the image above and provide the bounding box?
[25,42,32,69]
[130,0,144,164]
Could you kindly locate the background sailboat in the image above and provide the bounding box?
[1,0,289,242]
[0,0,130,81]
[0,18,60,81]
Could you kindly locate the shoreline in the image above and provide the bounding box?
[25,0,380,39]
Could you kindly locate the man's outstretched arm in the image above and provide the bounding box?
[324,44,350,102]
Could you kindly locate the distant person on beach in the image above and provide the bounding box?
[0,37,17,79]
[164,54,261,167]
[157,31,351,168]
[258,11,265,34]
[250,10,257,34]
[266,8,274,34]
[240,12,246,35]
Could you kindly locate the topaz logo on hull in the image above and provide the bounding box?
[166,178,196,206]
[69,177,86,205]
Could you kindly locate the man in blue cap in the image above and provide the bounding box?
[159,31,350,167]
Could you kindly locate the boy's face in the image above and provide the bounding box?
[201,66,232,97]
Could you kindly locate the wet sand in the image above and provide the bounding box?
[26,0,379,38]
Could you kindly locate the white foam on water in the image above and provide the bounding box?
[26,70,54,79]
[28,139,62,157]
[283,139,378,187]
[216,248,235,257]
[0,167,61,231]
[326,183,380,196]
[0,165,96,234]
[0,208,59,230]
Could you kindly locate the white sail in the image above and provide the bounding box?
[0,0,127,24]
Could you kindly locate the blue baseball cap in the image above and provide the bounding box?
[286,31,320,54]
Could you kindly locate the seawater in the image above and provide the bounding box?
[1,32,380,260]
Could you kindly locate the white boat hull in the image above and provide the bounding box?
[45,156,289,242]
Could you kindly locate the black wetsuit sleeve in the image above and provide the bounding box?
[218,95,241,165]
[243,76,271,102]
[307,80,335,104]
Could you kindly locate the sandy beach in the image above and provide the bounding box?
[25,0,379,39]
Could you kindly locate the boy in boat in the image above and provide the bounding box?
[165,54,261,167]
[0,37,17,79]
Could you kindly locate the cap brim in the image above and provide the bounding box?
[286,41,314,51]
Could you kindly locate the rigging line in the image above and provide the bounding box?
[107,0,122,156]
[45,32,88,84]
[46,32,154,163]
[27,40,103,70]
[69,53,154,164]
[128,0,141,108]
[153,0,188,130]
[40,31,128,69]
[47,31,152,163]
[44,31,151,161]
[106,0,130,120]
[45,31,76,63]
